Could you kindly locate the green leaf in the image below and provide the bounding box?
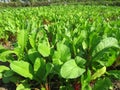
[52,51,63,65]
[29,35,35,48]
[38,41,50,57]
[92,37,119,59]
[45,63,54,75]
[29,29,38,49]
[0,66,10,73]
[41,88,46,90]
[57,42,71,62]
[34,58,46,81]
[60,60,85,79]
[3,70,14,77]
[0,50,16,62]
[28,49,40,64]
[96,51,116,67]
[17,30,29,52]
[75,56,86,68]
[34,58,41,72]
[44,63,54,80]
[73,30,87,46]
[0,73,2,78]
[0,45,7,53]
[2,69,19,83]
[10,61,33,79]
[106,55,116,67]
[108,70,120,79]
[82,41,88,50]
[93,77,113,90]
[2,75,18,83]
[81,70,92,90]
[16,81,30,90]
[91,66,106,80]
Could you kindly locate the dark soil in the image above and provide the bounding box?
[0,79,16,90]
[0,79,120,90]
[113,80,120,90]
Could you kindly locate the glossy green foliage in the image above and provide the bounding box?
[0,5,120,90]
[60,60,85,79]
[10,61,34,79]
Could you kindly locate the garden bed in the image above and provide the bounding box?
[0,5,120,90]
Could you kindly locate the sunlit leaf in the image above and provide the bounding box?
[0,50,16,62]
[60,60,85,79]
[0,66,10,73]
[92,37,119,60]
[10,61,34,79]
[91,66,106,80]
[38,40,50,57]
[16,81,30,90]
[17,30,29,51]
[52,51,63,65]
[57,42,71,62]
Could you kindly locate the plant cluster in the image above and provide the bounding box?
[0,5,120,90]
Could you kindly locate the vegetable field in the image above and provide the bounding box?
[0,5,120,90]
